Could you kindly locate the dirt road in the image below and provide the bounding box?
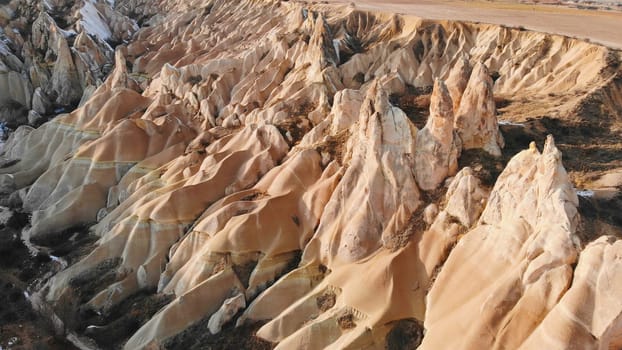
[324,0,622,49]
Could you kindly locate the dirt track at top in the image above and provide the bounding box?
[324,0,622,50]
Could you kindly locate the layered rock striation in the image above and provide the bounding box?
[0,0,621,349]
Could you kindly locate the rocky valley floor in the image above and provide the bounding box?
[0,0,621,349]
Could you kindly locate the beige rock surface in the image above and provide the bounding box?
[0,0,620,349]
[415,78,460,191]
[422,137,581,349]
[454,62,505,156]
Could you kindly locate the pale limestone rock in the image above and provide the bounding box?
[123,148,332,349]
[443,167,488,228]
[109,50,132,91]
[298,88,363,147]
[520,236,622,350]
[208,293,246,335]
[454,62,504,156]
[0,70,32,109]
[423,203,438,226]
[422,136,580,350]
[49,35,82,106]
[32,88,51,115]
[415,79,460,191]
[78,85,97,107]
[0,174,15,195]
[445,55,471,113]
[27,110,44,126]
[419,168,489,278]
[378,72,406,95]
[31,12,61,55]
[307,80,420,263]
[306,15,338,76]
[0,125,33,161]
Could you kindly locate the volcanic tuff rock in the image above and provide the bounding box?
[415,78,460,191]
[0,0,139,128]
[422,136,582,349]
[0,0,621,349]
[454,62,505,156]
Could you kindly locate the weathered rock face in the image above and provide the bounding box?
[1,0,621,349]
[302,81,419,264]
[50,34,83,106]
[521,235,622,350]
[415,78,460,191]
[445,55,471,113]
[421,136,582,349]
[454,62,505,156]
[0,0,140,127]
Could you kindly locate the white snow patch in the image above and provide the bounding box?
[50,255,68,269]
[498,120,524,127]
[60,28,78,38]
[0,35,11,56]
[0,124,7,153]
[79,0,112,41]
[333,39,340,63]
[43,0,53,11]
[577,189,595,198]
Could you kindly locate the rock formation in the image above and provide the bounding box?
[0,0,621,349]
[422,136,581,349]
[415,78,460,191]
[454,62,505,156]
[0,0,138,129]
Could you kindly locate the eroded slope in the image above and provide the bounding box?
[0,0,621,349]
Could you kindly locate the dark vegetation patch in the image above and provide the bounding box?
[187,75,203,85]
[385,186,445,251]
[314,129,349,165]
[513,114,622,181]
[577,193,622,243]
[240,191,269,201]
[0,159,21,169]
[0,101,29,129]
[316,290,337,312]
[494,96,511,109]
[157,251,301,349]
[284,250,303,274]
[456,109,548,189]
[385,318,424,350]
[578,193,622,228]
[232,259,259,289]
[338,34,364,65]
[29,226,98,266]
[68,258,122,305]
[291,215,300,227]
[275,114,313,147]
[385,211,426,251]
[163,318,273,350]
[390,85,432,129]
[458,149,506,188]
[496,74,622,184]
[336,311,356,330]
[0,209,79,349]
[78,291,173,349]
[353,72,365,84]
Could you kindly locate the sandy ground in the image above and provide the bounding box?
[323,0,622,49]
